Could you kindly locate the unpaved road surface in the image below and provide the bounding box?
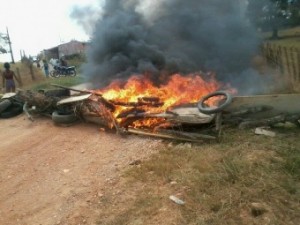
[0,115,161,225]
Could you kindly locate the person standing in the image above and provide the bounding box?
[42,59,49,78]
[2,62,17,93]
[60,57,68,67]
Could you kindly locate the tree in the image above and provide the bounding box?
[0,28,15,63]
[0,33,8,54]
[289,0,300,26]
[247,0,298,39]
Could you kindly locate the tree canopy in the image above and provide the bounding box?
[247,0,300,38]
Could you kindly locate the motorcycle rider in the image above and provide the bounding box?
[60,57,68,67]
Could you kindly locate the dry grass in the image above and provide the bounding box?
[263,26,300,48]
[96,128,300,225]
[261,27,300,93]
[0,62,85,91]
[0,62,46,89]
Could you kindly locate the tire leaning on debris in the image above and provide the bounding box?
[51,111,78,124]
[197,91,233,114]
[0,99,12,113]
[0,102,23,118]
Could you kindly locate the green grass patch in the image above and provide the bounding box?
[28,75,85,91]
[279,144,300,179]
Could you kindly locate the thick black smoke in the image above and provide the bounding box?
[74,0,266,92]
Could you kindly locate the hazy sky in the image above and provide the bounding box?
[0,0,100,62]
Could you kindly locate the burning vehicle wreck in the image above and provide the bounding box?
[1,73,300,143]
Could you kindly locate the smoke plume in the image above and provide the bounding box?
[70,5,101,36]
[73,0,266,93]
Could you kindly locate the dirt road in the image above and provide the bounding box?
[0,115,161,225]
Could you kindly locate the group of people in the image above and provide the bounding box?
[49,58,68,67]
[38,58,68,77]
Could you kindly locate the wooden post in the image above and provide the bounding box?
[16,67,23,87]
[278,46,284,74]
[290,47,297,83]
[20,50,23,61]
[283,47,292,84]
[266,43,272,65]
[273,44,280,72]
[261,43,266,58]
[296,48,300,83]
[271,44,276,67]
[290,47,299,83]
[29,63,36,81]
[271,43,277,67]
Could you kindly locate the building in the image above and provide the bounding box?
[43,40,87,59]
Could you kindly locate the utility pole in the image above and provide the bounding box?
[6,27,15,64]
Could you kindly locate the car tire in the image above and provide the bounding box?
[0,99,12,113]
[0,102,23,118]
[198,91,232,114]
[52,110,78,124]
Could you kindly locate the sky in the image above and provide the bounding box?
[0,0,100,62]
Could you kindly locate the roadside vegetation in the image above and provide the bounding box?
[96,128,300,225]
[0,62,45,88]
[263,26,300,48]
[0,57,86,93]
[94,26,300,225]
[29,75,85,91]
[259,26,300,93]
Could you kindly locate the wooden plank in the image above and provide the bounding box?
[57,94,91,105]
[51,84,101,96]
[126,128,215,143]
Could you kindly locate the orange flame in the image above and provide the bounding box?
[95,72,234,128]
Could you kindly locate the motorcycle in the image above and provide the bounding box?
[50,65,77,78]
